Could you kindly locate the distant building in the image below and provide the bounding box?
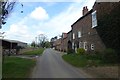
[61,33,67,52]
[54,38,62,51]
[11,40,27,48]
[0,39,27,55]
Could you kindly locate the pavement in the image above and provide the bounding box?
[31,48,92,78]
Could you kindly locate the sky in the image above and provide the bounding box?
[0,0,96,44]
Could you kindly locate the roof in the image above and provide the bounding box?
[67,30,72,34]
[0,39,27,44]
[71,9,93,27]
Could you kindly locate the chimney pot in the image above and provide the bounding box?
[82,6,88,15]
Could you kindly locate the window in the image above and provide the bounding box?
[79,42,82,48]
[73,33,75,39]
[75,44,77,53]
[72,42,74,49]
[83,42,87,51]
[78,31,81,38]
[91,44,94,50]
[92,10,97,28]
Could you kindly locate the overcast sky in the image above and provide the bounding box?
[0,0,96,43]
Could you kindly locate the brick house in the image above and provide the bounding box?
[71,2,119,52]
[67,30,72,52]
[51,33,68,52]
[51,1,120,53]
[61,33,67,52]
[54,38,62,51]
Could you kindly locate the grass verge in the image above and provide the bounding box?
[22,48,45,55]
[62,53,119,78]
[2,56,36,78]
[62,54,88,67]
[62,54,117,67]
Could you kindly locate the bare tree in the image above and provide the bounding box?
[31,41,36,48]
[0,0,16,29]
[38,34,48,48]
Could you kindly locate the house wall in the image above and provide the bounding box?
[67,31,72,42]
[60,33,67,52]
[61,37,67,52]
[67,31,72,51]
[71,3,110,52]
[54,38,61,51]
[92,2,119,20]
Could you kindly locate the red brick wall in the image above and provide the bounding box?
[71,8,106,52]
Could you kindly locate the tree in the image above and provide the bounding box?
[44,41,50,48]
[31,41,36,47]
[0,0,16,29]
[38,34,48,48]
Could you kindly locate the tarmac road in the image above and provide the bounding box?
[31,48,92,78]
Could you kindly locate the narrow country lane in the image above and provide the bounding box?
[31,48,92,78]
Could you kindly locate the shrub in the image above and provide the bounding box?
[77,48,85,55]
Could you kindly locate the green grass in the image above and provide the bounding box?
[62,54,88,67]
[23,48,45,55]
[62,53,118,68]
[2,56,36,78]
[62,54,105,67]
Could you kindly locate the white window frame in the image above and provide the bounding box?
[73,33,75,39]
[92,10,97,28]
[78,31,81,38]
[91,44,94,50]
[83,42,87,51]
[72,42,74,49]
[79,42,82,48]
[75,44,77,53]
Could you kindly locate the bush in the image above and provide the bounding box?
[77,48,85,55]
[102,48,118,63]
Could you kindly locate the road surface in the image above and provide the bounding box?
[31,48,92,78]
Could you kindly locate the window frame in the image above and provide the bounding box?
[79,41,82,48]
[72,42,74,49]
[78,31,81,38]
[92,10,97,28]
[73,33,75,39]
[91,44,94,50]
[83,42,87,51]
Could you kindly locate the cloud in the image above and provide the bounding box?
[5,24,31,42]
[18,0,95,2]
[35,1,95,38]
[4,1,96,43]
[30,7,49,20]
[18,0,84,2]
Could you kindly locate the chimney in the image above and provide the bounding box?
[62,33,67,38]
[82,6,88,15]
